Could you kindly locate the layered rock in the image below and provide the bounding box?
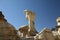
[0,11,19,40]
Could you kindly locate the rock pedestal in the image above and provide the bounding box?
[19,25,29,38]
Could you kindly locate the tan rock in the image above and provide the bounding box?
[24,10,38,36]
[0,11,20,40]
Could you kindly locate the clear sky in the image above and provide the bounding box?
[0,0,60,32]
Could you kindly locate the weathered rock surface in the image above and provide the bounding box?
[0,11,19,40]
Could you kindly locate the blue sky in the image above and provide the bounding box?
[0,0,60,32]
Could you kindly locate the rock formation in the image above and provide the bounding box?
[0,10,60,40]
[24,10,38,36]
[0,11,19,40]
[19,25,29,38]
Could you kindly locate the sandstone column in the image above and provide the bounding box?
[24,10,38,36]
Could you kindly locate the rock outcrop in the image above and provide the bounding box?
[0,11,19,40]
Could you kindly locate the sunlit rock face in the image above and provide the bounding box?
[0,11,19,40]
[57,17,60,26]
